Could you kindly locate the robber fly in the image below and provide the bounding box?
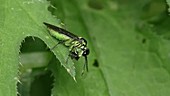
[43,22,90,75]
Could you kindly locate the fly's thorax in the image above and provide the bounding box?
[78,37,87,46]
[69,45,88,57]
[68,37,89,60]
[71,47,84,57]
[70,37,88,56]
[77,48,84,57]
[72,40,80,47]
[70,37,87,48]
[77,47,89,57]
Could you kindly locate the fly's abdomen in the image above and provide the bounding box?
[49,28,70,41]
[49,29,73,47]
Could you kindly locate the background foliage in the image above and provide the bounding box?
[0,0,170,96]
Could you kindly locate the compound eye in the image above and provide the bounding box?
[83,48,90,56]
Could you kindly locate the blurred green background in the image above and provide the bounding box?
[1,0,170,96]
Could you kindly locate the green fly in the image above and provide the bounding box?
[43,22,90,75]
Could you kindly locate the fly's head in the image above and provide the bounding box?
[82,48,90,57]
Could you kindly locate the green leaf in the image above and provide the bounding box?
[0,0,76,95]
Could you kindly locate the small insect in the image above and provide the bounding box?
[43,22,90,75]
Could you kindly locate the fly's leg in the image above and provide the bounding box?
[66,46,79,64]
[81,63,85,76]
[65,45,74,64]
[50,40,68,50]
[81,56,88,76]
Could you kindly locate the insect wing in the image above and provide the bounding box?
[43,22,78,39]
